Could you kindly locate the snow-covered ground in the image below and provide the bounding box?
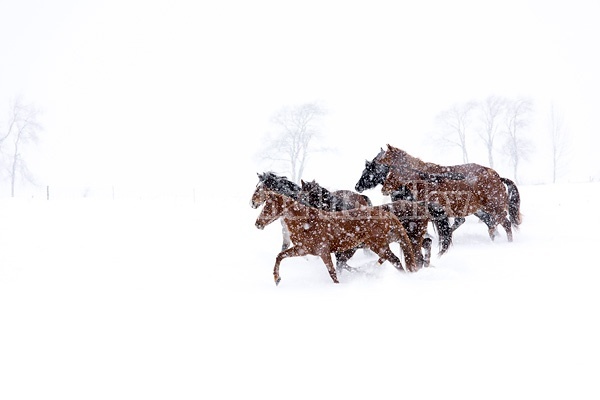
[1,181,599,399]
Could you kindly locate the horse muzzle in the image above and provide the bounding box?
[255,221,265,230]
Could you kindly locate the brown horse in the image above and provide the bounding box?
[381,165,514,241]
[377,144,522,226]
[377,144,521,238]
[300,178,453,269]
[253,190,417,285]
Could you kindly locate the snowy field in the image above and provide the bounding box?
[1,181,599,399]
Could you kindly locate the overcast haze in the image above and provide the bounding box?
[2,3,600,398]
[1,0,599,197]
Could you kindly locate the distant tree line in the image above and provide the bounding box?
[435,95,569,184]
[260,97,570,186]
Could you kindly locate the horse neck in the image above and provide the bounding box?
[277,193,317,219]
[306,186,332,209]
[401,152,430,171]
[263,179,301,199]
[264,193,295,219]
[285,181,302,198]
[384,169,404,192]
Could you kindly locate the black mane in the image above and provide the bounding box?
[257,172,302,201]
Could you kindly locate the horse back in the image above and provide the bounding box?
[331,190,372,210]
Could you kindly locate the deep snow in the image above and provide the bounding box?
[1,181,599,399]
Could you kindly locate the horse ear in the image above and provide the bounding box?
[386,144,392,150]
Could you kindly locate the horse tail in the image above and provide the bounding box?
[426,202,453,255]
[500,177,522,227]
[361,194,373,207]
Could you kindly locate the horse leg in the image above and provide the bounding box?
[422,237,432,268]
[450,217,466,232]
[475,210,500,241]
[273,247,303,286]
[500,216,513,242]
[376,246,405,272]
[335,248,358,274]
[475,210,493,225]
[318,253,340,284]
[411,236,425,270]
[280,220,291,251]
[403,221,424,269]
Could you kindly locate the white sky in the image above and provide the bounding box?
[1,0,599,195]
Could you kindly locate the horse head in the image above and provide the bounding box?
[255,191,286,230]
[355,159,390,192]
[300,179,332,210]
[251,182,267,209]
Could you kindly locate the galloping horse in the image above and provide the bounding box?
[381,165,513,240]
[354,156,488,234]
[253,172,373,272]
[254,190,417,285]
[302,178,453,268]
[357,145,521,241]
[378,144,522,228]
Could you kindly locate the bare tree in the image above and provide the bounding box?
[503,97,533,184]
[1,98,41,197]
[260,102,326,183]
[478,95,507,168]
[435,101,477,163]
[548,103,569,183]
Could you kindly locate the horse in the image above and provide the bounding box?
[354,156,484,235]
[252,172,372,272]
[355,154,466,194]
[378,144,522,228]
[381,164,514,241]
[254,190,417,285]
[302,178,453,268]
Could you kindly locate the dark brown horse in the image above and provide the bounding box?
[378,144,522,228]
[301,178,453,268]
[254,190,417,285]
[382,164,514,241]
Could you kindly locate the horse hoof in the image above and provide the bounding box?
[274,276,281,286]
[422,238,432,250]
